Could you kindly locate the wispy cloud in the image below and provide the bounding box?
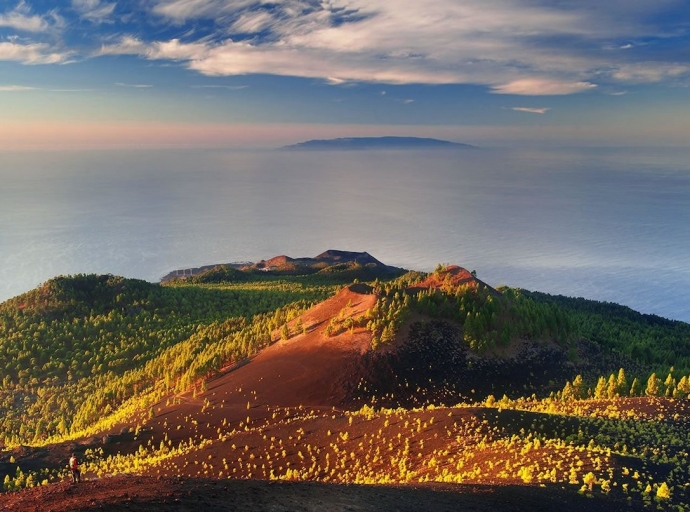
[2,86,97,92]
[152,0,255,22]
[49,88,95,92]
[152,0,214,21]
[148,39,208,60]
[124,1,620,93]
[190,84,247,89]
[98,36,148,56]
[115,82,153,88]
[612,63,690,83]
[72,0,116,24]
[0,2,49,32]
[0,84,37,91]
[230,11,274,34]
[510,107,550,114]
[492,79,596,96]
[0,41,70,64]
[5,0,690,93]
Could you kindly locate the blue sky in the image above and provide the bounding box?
[1,0,690,148]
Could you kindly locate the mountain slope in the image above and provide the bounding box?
[3,259,690,511]
[187,284,376,409]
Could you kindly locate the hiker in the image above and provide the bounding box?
[69,453,81,483]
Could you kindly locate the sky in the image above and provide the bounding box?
[1,0,690,148]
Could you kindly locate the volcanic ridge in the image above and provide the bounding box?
[1,253,688,511]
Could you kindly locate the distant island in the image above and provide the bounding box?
[281,136,477,150]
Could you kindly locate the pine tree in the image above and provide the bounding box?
[645,373,661,397]
[561,381,574,402]
[676,375,690,397]
[629,377,639,397]
[594,376,607,399]
[607,374,618,399]
[572,375,584,399]
[657,482,671,500]
[664,372,675,396]
[616,368,627,395]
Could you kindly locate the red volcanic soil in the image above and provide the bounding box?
[253,255,296,269]
[189,284,375,409]
[92,284,378,457]
[415,266,477,288]
[409,265,499,296]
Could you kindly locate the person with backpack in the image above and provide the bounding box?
[69,453,81,483]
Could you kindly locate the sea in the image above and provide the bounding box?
[1,146,689,322]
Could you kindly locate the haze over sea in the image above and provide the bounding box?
[1,147,689,323]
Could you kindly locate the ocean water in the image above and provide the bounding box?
[1,147,689,322]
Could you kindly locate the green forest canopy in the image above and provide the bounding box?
[1,268,689,447]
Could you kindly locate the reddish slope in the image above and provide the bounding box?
[205,284,375,408]
[141,284,376,444]
[409,265,501,298]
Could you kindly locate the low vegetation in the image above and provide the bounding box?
[0,273,336,446]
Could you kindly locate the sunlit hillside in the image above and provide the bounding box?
[1,256,689,511]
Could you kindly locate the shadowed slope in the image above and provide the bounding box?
[0,476,637,512]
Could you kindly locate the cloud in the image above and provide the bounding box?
[325,77,348,85]
[510,107,550,114]
[230,11,274,34]
[72,0,116,24]
[128,1,616,92]
[10,0,690,91]
[97,36,143,55]
[151,0,254,22]
[49,88,95,92]
[0,84,37,91]
[612,63,690,83]
[190,84,247,89]
[0,41,70,64]
[99,36,209,61]
[147,39,209,60]
[0,2,50,32]
[0,83,93,93]
[115,82,153,88]
[492,79,597,95]
[152,0,215,21]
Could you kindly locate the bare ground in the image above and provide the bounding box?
[0,475,639,512]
